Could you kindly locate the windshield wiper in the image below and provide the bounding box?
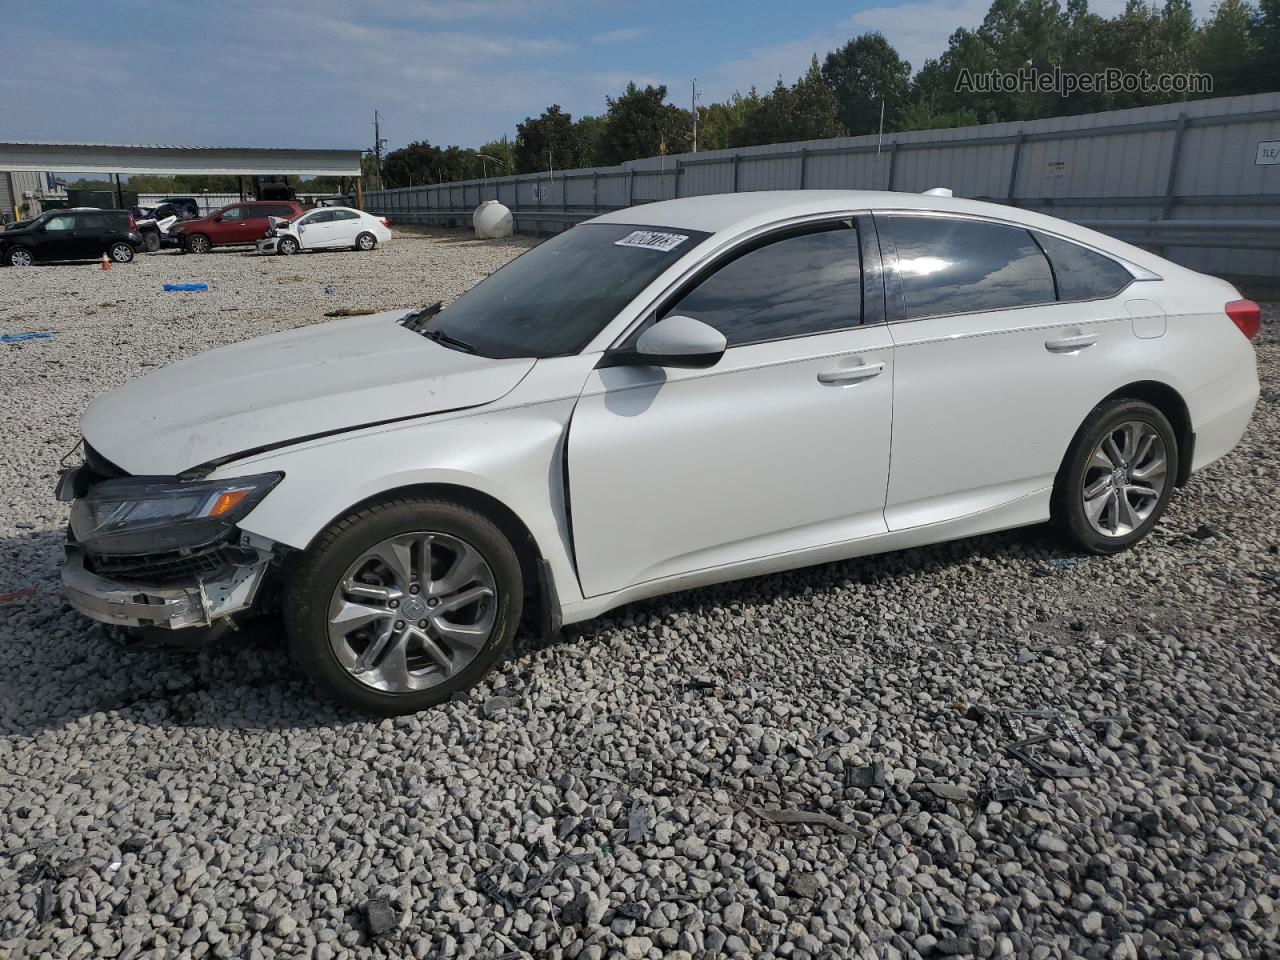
[421,328,476,354]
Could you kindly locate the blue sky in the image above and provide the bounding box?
[2,0,1196,154]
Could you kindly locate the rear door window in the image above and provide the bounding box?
[219,206,245,221]
[887,216,1056,319]
[266,204,297,218]
[1033,233,1134,301]
[661,224,862,347]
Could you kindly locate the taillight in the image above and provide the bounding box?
[128,214,136,231]
[1226,299,1261,339]
[380,217,391,227]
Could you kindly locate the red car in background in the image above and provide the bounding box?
[169,200,304,253]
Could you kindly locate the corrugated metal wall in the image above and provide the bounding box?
[367,92,1280,278]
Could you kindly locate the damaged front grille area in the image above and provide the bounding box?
[85,545,245,585]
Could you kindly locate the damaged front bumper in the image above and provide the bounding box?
[61,542,273,631]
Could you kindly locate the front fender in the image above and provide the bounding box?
[220,398,583,606]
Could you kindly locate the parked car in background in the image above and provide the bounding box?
[256,207,391,255]
[134,202,195,252]
[0,208,142,266]
[170,200,303,253]
[57,190,1260,715]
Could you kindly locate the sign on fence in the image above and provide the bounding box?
[1257,141,1280,166]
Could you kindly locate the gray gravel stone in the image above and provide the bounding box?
[0,246,1277,959]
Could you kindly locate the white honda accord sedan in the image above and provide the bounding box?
[58,190,1260,715]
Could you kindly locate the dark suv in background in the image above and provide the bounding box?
[169,201,303,253]
[0,208,142,266]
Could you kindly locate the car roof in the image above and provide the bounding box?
[588,189,1173,273]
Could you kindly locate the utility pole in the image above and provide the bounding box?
[691,78,699,153]
[372,110,387,190]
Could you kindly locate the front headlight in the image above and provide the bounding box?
[70,473,282,556]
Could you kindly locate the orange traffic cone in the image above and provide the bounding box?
[100,252,111,271]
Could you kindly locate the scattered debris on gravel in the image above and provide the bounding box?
[0,236,1277,959]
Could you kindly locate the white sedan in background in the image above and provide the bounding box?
[59,189,1260,715]
[257,207,391,255]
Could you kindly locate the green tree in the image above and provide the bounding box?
[514,105,591,173]
[822,33,912,135]
[1252,0,1280,89]
[732,58,846,147]
[595,83,690,165]
[1196,0,1258,96]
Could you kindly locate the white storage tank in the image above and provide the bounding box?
[473,200,513,239]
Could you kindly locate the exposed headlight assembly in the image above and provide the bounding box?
[69,473,282,556]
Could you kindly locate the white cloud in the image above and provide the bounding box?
[841,0,991,70]
[591,26,648,45]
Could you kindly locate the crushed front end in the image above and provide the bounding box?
[57,442,285,634]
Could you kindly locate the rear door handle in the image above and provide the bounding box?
[1045,332,1099,353]
[817,362,885,385]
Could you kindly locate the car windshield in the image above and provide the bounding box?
[421,223,710,359]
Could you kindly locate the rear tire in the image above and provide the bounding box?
[109,242,135,263]
[355,232,376,251]
[186,234,211,254]
[284,495,523,716]
[1052,398,1179,555]
[143,231,161,253]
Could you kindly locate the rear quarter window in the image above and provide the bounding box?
[1033,233,1134,301]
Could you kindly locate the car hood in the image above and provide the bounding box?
[81,310,535,475]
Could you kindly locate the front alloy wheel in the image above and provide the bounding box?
[328,532,497,692]
[285,495,523,715]
[6,247,33,267]
[278,236,299,255]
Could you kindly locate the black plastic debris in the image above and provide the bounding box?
[616,902,647,920]
[1001,708,1101,778]
[365,897,399,938]
[843,762,886,789]
[627,802,652,843]
[120,836,149,855]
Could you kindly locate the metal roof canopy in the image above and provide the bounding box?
[0,141,362,177]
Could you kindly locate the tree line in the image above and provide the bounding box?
[380,0,1279,187]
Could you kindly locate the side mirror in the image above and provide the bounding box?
[624,315,726,369]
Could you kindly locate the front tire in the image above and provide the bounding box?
[5,247,34,266]
[284,495,523,716]
[278,236,299,256]
[1053,398,1179,555]
[355,231,376,251]
[186,234,211,254]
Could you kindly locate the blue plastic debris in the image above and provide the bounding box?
[0,332,53,344]
[163,283,209,292]
[1049,557,1077,568]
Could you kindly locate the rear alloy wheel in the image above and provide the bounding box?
[355,231,376,251]
[1053,398,1178,554]
[109,242,134,263]
[278,236,299,256]
[5,247,34,267]
[186,234,211,254]
[285,496,523,715]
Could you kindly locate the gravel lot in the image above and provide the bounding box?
[1,235,1277,960]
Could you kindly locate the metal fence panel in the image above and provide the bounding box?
[367,92,1280,276]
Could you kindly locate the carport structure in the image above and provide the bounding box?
[0,141,365,213]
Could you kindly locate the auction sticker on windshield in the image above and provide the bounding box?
[614,230,690,252]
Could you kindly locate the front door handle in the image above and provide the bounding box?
[1045,332,1099,353]
[817,362,885,385]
